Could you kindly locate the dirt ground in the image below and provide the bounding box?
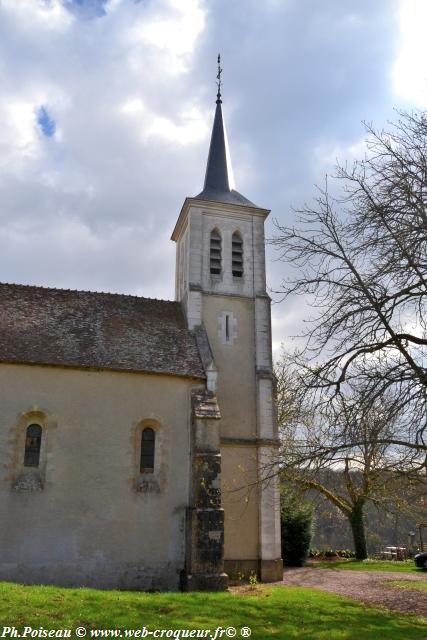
[281,567,427,618]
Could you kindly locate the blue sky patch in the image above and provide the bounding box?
[37,106,56,138]
[63,0,108,19]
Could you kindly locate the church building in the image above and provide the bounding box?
[0,72,283,591]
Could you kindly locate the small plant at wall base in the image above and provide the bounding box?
[281,488,314,566]
[249,571,258,587]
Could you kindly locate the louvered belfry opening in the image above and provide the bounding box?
[210,229,222,275]
[232,232,243,277]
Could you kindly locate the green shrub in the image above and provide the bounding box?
[308,548,356,559]
[281,490,314,567]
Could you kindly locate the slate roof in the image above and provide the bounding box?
[194,187,257,208]
[194,96,260,209]
[0,283,205,379]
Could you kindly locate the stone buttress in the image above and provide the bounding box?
[182,390,228,591]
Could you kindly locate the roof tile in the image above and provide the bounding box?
[0,283,205,379]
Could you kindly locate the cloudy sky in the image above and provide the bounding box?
[1,0,426,356]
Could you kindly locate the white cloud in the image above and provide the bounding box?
[311,138,367,175]
[103,0,123,14]
[125,0,205,75]
[393,0,427,107]
[120,98,209,145]
[120,97,145,115]
[0,99,40,169]
[145,108,209,145]
[271,298,314,361]
[1,0,72,31]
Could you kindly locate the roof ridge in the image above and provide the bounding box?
[0,281,176,305]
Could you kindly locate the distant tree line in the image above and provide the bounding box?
[296,469,427,553]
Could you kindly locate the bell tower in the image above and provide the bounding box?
[172,58,283,582]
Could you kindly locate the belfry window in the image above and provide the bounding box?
[232,232,243,277]
[210,229,222,275]
[24,424,42,467]
[140,427,155,473]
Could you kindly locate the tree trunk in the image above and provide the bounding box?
[348,501,367,560]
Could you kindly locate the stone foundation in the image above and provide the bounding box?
[260,558,283,582]
[182,572,229,592]
[225,558,283,583]
[0,561,182,591]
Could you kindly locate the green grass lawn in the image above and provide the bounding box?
[385,580,427,593]
[0,582,425,640]
[307,559,423,572]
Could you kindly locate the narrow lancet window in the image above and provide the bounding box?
[232,232,243,277]
[210,229,222,275]
[24,424,42,467]
[140,427,155,473]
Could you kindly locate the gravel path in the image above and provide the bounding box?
[282,567,427,618]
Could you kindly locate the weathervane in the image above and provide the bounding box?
[216,53,222,103]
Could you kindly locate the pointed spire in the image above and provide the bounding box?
[203,54,234,194]
[194,55,257,208]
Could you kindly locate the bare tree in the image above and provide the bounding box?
[273,110,427,453]
[277,355,426,559]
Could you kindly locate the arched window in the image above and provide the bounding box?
[140,427,155,473]
[232,232,243,277]
[24,424,42,467]
[210,229,222,275]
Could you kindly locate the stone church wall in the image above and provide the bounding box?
[200,294,261,568]
[201,294,257,440]
[0,363,195,590]
[221,445,259,569]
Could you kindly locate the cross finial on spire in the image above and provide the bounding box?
[216,53,222,103]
